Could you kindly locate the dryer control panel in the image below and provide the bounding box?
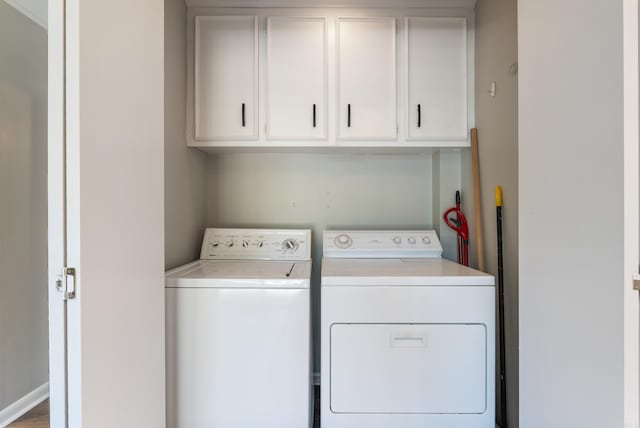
[200,228,311,261]
[323,230,443,259]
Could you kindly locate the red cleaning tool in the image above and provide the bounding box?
[443,191,469,266]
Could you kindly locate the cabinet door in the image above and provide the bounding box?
[195,16,258,140]
[266,17,327,140]
[406,17,467,141]
[337,18,397,141]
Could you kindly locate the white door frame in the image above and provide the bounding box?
[47,1,83,425]
[47,0,68,426]
[623,0,640,425]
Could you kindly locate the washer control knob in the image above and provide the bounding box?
[226,241,234,247]
[256,241,264,248]
[242,240,249,248]
[408,237,416,245]
[422,236,431,245]
[393,236,402,245]
[334,234,353,249]
[282,239,298,251]
[211,241,220,247]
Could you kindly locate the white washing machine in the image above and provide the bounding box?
[166,228,313,428]
[321,230,495,428]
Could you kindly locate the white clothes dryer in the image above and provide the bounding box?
[166,228,313,428]
[321,230,495,428]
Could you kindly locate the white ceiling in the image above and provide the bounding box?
[3,0,47,29]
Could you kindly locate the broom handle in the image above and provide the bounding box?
[496,186,507,428]
[471,129,485,271]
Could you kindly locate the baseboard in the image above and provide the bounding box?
[0,383,49,428]
[313,371,320,386]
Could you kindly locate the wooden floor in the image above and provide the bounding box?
[6,388,319,428]
[7,400,49,428]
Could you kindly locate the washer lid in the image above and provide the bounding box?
[166,260,311,288]
[321,258,494,286]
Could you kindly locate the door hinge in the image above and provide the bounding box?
[634,274,640,291]
[55,267,77,300]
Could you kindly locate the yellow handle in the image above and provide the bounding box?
[495,186,503,207]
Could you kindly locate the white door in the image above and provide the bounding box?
[195,16,258,141]
[266,17,327,140]
[48,1,166,427]
[337,17,397,141]
[405,17,467,141]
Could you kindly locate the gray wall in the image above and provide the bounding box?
[519,0,625,427]
[0,0,48,411]
[207,152,439,374]
[165,0,208,270]
[474,0,519,426]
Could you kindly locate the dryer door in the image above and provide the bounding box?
[330,323,487,414]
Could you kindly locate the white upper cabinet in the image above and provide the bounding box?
[190,11,473,149]
[266,17,327,140]
[405,17,468,141]
[337,17,397,141]
[195,16,258,140]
